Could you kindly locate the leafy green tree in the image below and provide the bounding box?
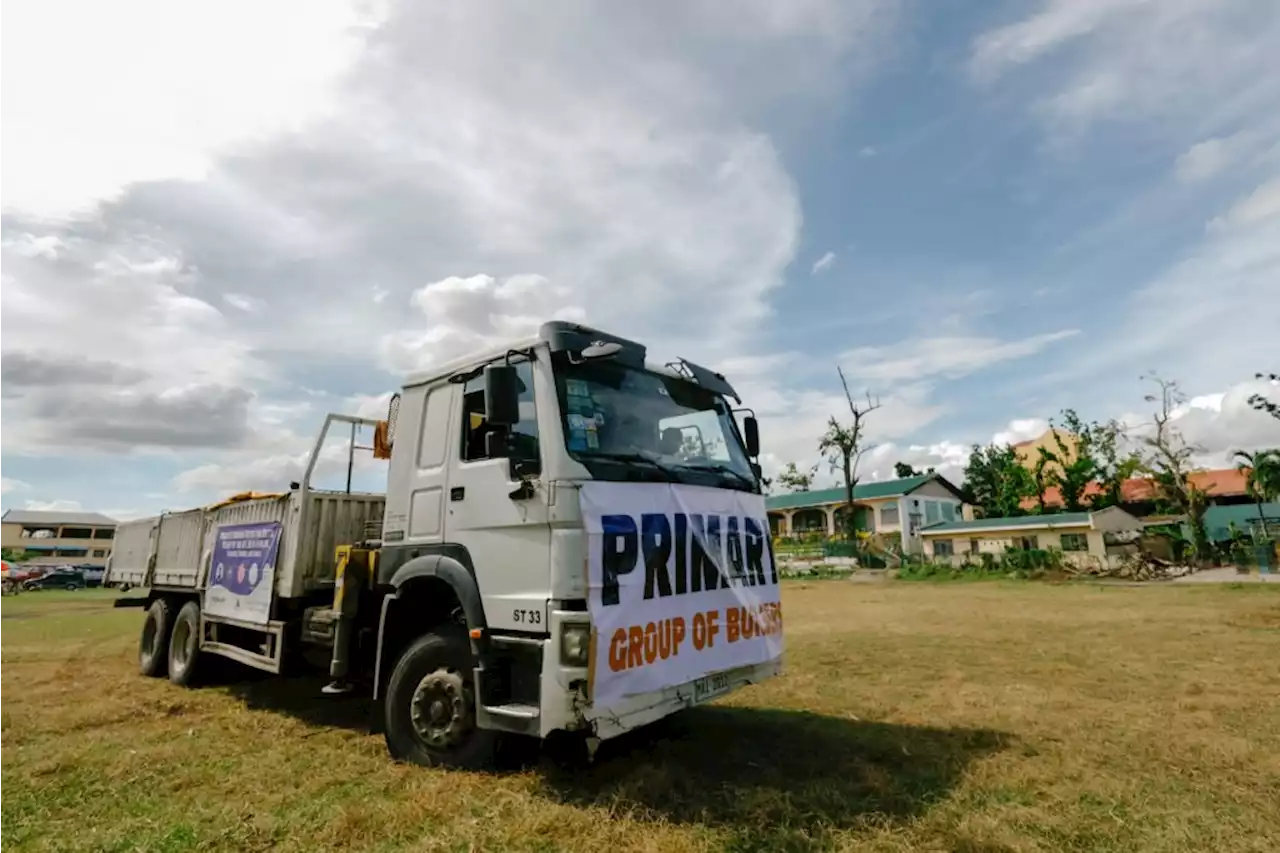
[1234,449,1280,539]
[964,443,1034,518]
[1248,372,1279,420]
[1,547,32,563]
[1039,411,1098,512]
[1091,418,1143,509]
[893,461,934,478]
[1033,410,1141,511]
[776,461,817,493]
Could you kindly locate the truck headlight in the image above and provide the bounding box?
[560,623,590,667]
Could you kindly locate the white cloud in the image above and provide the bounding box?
[2,0,368,216]
[810,251,837,275]
[22,499,84,513]
[4,1,903,471]
[858,146,878,158]
[971,0,1280,135]
[1207,178,1280,232]
[992,418,1051,447]
[1175,133,1261,183]
[1,478,32,494]
[379,274,587,374]
[222,293,265,313]
[839,330,1080,383]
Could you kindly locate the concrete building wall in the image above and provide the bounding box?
[922,525,1103,561]
[1,521,115,567]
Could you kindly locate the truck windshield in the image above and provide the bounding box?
[553,356,756,491]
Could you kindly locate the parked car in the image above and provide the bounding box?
[72,565,105,588]
[23,568,87,591]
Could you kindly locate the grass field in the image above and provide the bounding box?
[3,582,1279,853]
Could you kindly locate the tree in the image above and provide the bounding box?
[1235,449,1280,539]
[893,461,935,478]
[1248,372,1279,420]
[964,443,1034,518]
[1038,411,1098,512]
[776,461,817,493]
[819,366,880,539]
[1,547,32,563]
[1031,410,1141,512]
[1138,375,1210,561]
[1091,418,1143,510]
[1030,449,1053,514]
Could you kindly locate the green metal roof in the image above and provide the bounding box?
[1202,502,1280,541]
[765,475,935,511]
[920,512,1093,535]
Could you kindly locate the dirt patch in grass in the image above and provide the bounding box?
[3,582,1279,852]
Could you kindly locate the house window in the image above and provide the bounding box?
[924,501,940,525]
[93,529,115,540]
[969,538,980,555]
[941,503,956,522]
[1060,533,1088,552]
[933,539,954,557]
[460,360,541,471]
[880,504,900,526]
[1016,535,1039,550]
[60,527,93,540]
[92,549,108,558]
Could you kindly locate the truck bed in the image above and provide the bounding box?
[106,490,385,600]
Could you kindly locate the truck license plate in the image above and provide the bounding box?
[692,672,731,705]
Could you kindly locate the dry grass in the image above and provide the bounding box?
[3,582,1279,853]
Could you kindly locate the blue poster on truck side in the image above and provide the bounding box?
[203,521,282,625]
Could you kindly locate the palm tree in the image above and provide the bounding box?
[1234,449,1280,538]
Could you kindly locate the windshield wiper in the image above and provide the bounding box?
[590,451,680,481]
[670,462,757,491]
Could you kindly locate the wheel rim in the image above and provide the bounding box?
[408,668,474,751]
[172,619,192,670]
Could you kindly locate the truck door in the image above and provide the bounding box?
[388,380,457,548]
[445,357,552,634]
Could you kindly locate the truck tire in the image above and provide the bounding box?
[167,601,203,687]
[384,631,497,769]
[139,598,174,677]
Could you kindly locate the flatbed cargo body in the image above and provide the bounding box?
[106,490,385,599]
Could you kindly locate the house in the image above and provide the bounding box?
[1021,467,1257,514]
[0,509,118,568]
[766,473,970,554]
[919,506,1145,568]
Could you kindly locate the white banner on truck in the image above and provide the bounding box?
[582,481,784,711]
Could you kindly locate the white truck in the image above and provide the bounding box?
[108,321,784,767]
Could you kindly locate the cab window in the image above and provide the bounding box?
[460,360,541,472]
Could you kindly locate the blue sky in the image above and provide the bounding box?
[3,0,1279,518]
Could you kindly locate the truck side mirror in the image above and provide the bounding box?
[743,415,760,458]
[484,364,521,427]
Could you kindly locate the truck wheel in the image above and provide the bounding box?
[167,601,203,687]
[139,598,174,677]
[384,631,497,769]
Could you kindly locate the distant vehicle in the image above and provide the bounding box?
[72,565,105,587]
[24,568,87,591]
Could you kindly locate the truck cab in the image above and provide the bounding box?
[372,322,782,765]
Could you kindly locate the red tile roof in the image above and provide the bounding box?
[1022,468,1250,509]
